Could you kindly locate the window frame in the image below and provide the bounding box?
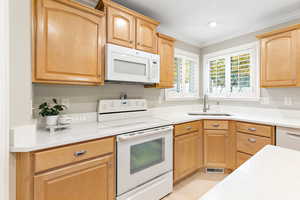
[165,48,200,101]
[203,42,260,101]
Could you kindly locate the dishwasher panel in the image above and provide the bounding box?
[277,127,300,151]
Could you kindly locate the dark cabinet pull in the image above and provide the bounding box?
[74,150,87,157]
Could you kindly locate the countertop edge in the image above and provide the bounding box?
[10,115,300,152]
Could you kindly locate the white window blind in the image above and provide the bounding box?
[230,53,251,94]
[209,58,226,95]
[203,42,259,100]
[166,49,199,100]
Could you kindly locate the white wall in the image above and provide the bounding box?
[0,0,10,199]
[9,1,32,200]
[10,0,33,127]
[200,18,300,109]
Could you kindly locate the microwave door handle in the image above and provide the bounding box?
[117,126,173,142]
[113,54,147,65]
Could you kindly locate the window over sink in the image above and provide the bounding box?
[165,49,200,100]
[203,42,260,101]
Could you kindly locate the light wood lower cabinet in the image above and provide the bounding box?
[203,120,236,170]
[16,137,115,200]
[204,130,227,168]
[237,132,271,155]
[174,121,203,183]
[236,152,252,167]
[34,155,114,200]
[235,121,275,168]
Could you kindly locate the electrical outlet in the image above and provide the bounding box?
[260,97,270,105]
[284,97,293,106]
[61,98,70,108]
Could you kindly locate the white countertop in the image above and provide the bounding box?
[200,145,300,200]
[10,104,300,152]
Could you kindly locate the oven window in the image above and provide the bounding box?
[130,138,165,174]
[114,59,147,76]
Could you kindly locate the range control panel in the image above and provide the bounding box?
[98,99,147,114]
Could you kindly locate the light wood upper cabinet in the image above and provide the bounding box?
[260,31,297,87]
[136,18,158,54]
[257,24,300,87]
[155,33,175,88]
[103,0,159,54]
[33,0,105,85]
[34,155,114,200]
[107,6,135,48]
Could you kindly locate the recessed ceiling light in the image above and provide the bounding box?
[208,21,217,28]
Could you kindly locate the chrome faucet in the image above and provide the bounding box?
[203,94,210,112]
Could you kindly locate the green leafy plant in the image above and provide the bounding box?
[38,98,67,117]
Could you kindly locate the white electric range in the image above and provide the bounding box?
[98,99,173,200]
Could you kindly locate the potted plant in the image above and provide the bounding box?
[38,98,67,126]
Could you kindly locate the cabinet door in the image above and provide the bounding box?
[261,30,297,87]
[204,130,228,168]
[107,6,136,48]
[236,152,252,168]
[136,18,158,54]
[34,154,114,200]
[174,131,202,183]
[34,0,105,85]
[156,36,175,88]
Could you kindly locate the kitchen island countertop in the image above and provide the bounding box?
[200,145,300,200]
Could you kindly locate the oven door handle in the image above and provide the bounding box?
[117,126,173,142]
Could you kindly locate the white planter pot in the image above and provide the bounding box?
[46,116,58,126]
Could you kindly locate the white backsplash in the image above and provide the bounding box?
[32,83,202,116]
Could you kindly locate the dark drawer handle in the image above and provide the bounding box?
[248,138,256,143]
[74,150,87,157]
[248,128,256,131]
[213,124,220,127]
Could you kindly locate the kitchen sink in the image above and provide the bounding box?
[188,112,232,116]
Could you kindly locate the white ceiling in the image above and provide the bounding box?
[113,0,300,47]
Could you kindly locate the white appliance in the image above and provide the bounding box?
[97,99,173,200]
[277,127,300,151]
[106,44,160,84]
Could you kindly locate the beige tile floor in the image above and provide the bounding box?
[163,172,227,200]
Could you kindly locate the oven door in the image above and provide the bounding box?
[117,126,173,196]
[106,44,152,83]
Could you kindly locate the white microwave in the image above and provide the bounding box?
[106,44,160,84]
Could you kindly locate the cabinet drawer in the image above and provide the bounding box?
[237,152,252,167]
[236,122,272,137]
[237,133,271,155]
[204,120,228,130]
[34,137,114,173]
[174,121,200,137]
